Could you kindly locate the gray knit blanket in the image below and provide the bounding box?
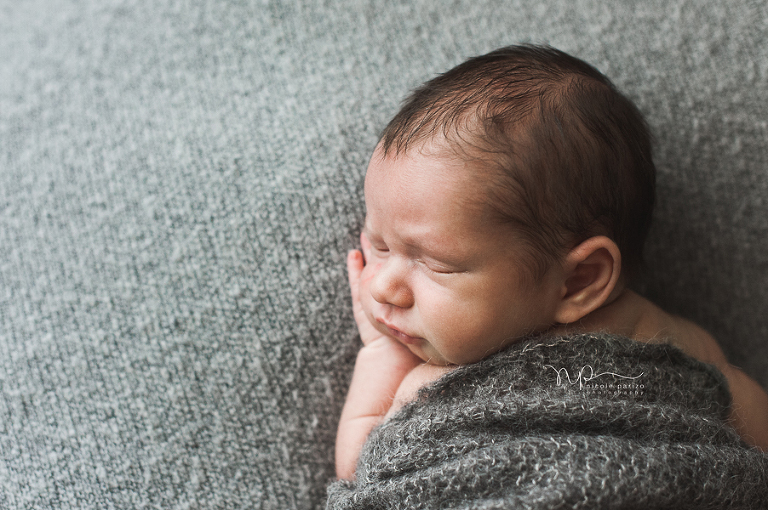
[326,334,768,509]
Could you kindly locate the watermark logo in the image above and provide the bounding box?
[544,364,645,397]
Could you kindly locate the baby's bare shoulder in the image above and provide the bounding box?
[585,290,726,365]
[630,293,725,365]
[663,313,727,366]
[632,295,768,450]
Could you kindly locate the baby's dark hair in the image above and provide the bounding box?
[379,44,656,281]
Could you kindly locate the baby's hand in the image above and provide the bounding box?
[347,245,390,347]
[337,237,426,480]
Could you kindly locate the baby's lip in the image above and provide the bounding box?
[377,319,423,345]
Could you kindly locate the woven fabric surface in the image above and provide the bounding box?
[2,0,768,508]
[327,335,768,509]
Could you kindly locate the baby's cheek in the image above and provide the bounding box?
[428,303,501,363]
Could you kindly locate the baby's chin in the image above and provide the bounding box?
[409,343,460,367]
[396,331,507,366]
[421,341,519,366]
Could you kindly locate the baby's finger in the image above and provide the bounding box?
[347,249,364,301]
[347,249,373,341]
[359,231,371,263]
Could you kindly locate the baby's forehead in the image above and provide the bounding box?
[367,146,477,196]
[366,143,514,224]
[373,131,502,173]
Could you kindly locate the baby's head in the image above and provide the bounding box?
[359,45,656,365]
[380,44,655,281]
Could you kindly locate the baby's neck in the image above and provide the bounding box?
[553,289,673,343]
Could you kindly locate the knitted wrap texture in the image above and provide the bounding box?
[326,334,768,509]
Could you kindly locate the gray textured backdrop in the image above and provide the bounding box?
[2,0,767,508]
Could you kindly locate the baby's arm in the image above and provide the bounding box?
[335,249,422,480]
[561,290,768,450]
[683,319,768,450]
[720,363,768,450]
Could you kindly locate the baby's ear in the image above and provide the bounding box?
[553,236,622,325]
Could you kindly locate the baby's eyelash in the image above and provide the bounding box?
[418,259,454,275]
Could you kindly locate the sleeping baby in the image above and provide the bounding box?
[334,44,768,480]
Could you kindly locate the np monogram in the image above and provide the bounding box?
[544,364,644,389]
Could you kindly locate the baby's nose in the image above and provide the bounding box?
[369,257,414,309]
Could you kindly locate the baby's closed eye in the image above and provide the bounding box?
[417,257,466,275]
